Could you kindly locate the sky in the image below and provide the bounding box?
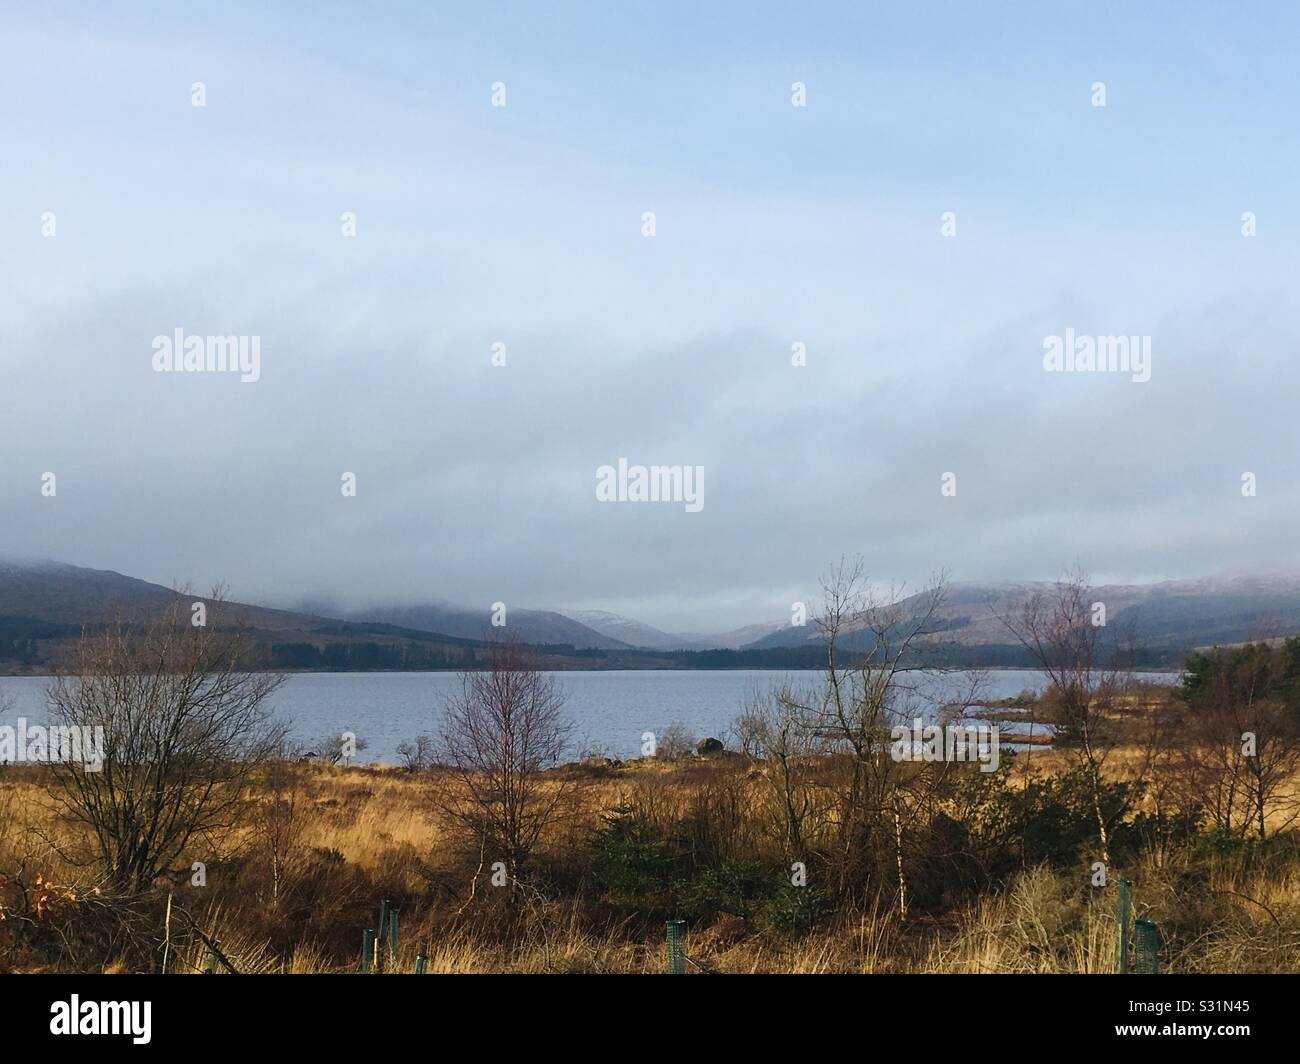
[2,1,1299,632]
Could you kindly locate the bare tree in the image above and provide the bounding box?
[396,734,435,773]
[434,639,573,884]
[309,732,369,765]
[776,557,963,913]
[256,738,307,910]
[997,569,1137,864]
[1173,643,1300,840]
[46,600,286,894]
[738,682,829,862]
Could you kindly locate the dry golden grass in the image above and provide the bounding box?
[4,751,1300,975]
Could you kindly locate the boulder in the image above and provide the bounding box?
[696,736,724,755]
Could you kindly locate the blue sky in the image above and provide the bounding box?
[2,2,1299,630]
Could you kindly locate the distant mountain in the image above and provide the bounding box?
[0,560,527,674]
[0,560,625,655]
[0,559,322,631]
[557,609,695,650]
[346,603,630,650]
[7,560,1300,672]
[557,610,791,651]
[739,576,1300,656]
[705,620,790,650]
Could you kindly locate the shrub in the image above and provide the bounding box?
[654,722,696,761]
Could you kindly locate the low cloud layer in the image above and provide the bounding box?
[3,6,1298,631]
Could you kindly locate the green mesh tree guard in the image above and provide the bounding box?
[388,907,400,967]
[1116,879,1132,974]
[665,919,686,974]
[1133,918,1159,974]
[360,928,375,973]
[376,898,391,971]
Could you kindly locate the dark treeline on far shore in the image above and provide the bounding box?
[0,622,1188,675]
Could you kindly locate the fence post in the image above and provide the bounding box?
[413,951,427,975]
[1115,879,1132,974]
[204,938,221,975]
[360,928,375,973]
[1133,919,1160,974]
[665,919,686,974]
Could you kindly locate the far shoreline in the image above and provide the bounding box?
[0,663,1189,678]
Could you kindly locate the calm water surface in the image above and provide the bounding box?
[0,669,1178,763]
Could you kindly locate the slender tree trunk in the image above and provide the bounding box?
[1082,726,1110,864]
[892,796,908,920]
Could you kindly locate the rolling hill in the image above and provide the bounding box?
[344,603,629,651]
[741,576,1300,656]
[5,560,1300,673]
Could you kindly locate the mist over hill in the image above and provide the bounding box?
[3,560,1300,673]
[743,576,1300,656]
[342,603,630,651]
